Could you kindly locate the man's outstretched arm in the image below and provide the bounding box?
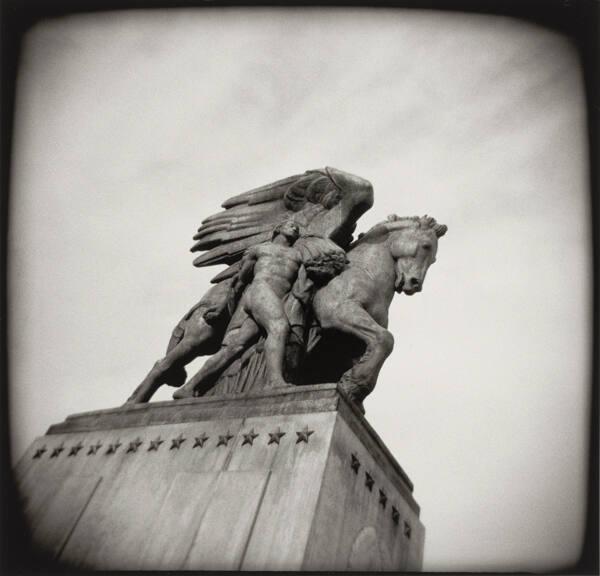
[233,248,258,292]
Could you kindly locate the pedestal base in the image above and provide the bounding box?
[15,384,424,570]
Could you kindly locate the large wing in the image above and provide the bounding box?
[191,167,373,281]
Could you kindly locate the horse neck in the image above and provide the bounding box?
[347,238,396,293]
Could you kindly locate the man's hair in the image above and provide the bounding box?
[272,220,300,239]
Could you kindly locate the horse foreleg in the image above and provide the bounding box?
[319,301,394,409]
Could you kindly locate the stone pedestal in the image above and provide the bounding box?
[15,384,424,571]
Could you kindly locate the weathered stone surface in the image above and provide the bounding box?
[16,385,424,570]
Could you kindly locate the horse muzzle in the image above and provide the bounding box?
[400,276,422,295]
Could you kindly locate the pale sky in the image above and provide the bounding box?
[9,8,591,572]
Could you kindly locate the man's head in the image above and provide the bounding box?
[272,220,301,244]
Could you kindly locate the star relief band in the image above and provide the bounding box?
[31,431,409,536]
[35,424,320,460]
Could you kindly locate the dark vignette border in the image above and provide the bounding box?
[1,0,597,574]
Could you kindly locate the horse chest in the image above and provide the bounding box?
[362,299,390,328]
[321,269,392,324]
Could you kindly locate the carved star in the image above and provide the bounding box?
[241,429,259,446]
[378,489,387,509]
[68,442,83,456]
[106,440,122,455]
[295,426,314,444]
[403,521,412,539]
[391,506,400,525]
[148,437,164,451]
[170,433,186,450]
[87,442,102,455]
[193,433,209,448]
[126,437,143,453]
[267,427,285,445]
[350,453,360,474]
[33,446,47,459]
[50,443,65,458]
[365,472,374,491]
[216,431,234,447]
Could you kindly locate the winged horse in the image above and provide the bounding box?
[126,167,373,404]
[126,168,446,413]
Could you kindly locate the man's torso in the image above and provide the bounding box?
[251,243,302,297]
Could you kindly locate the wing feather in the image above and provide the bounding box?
[221,174,301,208]
[193,217,267,240]
[191,167,373,272]
[192,223,230,239]
[200,201,281,225]
[192,231,272,267]
[191,224,274,252]
[210,261,242,283]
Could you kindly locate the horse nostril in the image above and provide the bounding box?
[409,277,420,287]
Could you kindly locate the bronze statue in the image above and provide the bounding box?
[125,168,446,412]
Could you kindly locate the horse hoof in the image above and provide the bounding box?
[173,387,195,400]
[268,379,290,389]
[123,393,146,405]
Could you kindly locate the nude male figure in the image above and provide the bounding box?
[173,220,302,398]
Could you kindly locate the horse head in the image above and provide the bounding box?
[375,215,447,295]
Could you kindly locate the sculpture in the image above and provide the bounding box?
[126,168,446,411]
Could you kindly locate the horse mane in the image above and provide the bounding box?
[351,214,447,247]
